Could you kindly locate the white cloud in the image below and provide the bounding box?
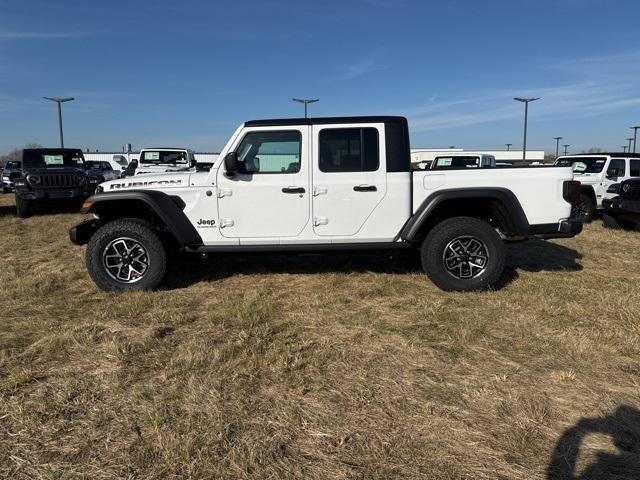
[405,52,640,133]
[0,30,94,40]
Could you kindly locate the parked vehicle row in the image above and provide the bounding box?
[554,153,640,221]
[67,115,582,293]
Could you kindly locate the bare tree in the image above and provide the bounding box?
[1,144,42,168]
[583,147,603,154]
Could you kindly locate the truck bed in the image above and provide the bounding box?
[412,166,575,226]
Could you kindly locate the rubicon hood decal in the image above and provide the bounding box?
[103,173,190,190]
[108,179,183,190]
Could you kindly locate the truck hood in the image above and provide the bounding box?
[100,171,191,192]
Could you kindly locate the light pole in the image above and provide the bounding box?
[627,138,634,153]
[630,126,640,153]
[505,143,512,151]
[514,97,540,162]
[553,137,563,158]
[623,146,628,153]
[43,96,74,148]
[292,98,319,119]
[563,144,570,155]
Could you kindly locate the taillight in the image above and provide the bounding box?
[563,180,581,204]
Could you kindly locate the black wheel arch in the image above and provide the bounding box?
[71,190,202,247]
[400,188,530,242]
[579,185,597,205]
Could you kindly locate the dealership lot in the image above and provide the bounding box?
[0,192,638,479]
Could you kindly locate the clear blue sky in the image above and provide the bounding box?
[1,0,640,154]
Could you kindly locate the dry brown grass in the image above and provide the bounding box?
[0,192,639,479]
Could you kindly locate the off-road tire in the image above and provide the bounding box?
[602,214,621,230]
[2,187,10,194]
[86,218,167,291]
[572,194,594,222]
[421,216,505,291]
[15,195,34,218]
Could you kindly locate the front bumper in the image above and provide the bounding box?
[15,187,95,201]
[603,197,640,215]
[528,219,583,239]
[69,218,102,246]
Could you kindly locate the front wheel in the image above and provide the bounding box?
[85,218,167,291]
[15,195,34,218]
[421,217,505,291]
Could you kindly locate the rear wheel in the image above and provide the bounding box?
[572,194,594,222]
[15,195,34,218]
[420,216,505,291]
[86,218,167,291]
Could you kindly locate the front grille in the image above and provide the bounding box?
[620,182,640,199]
[28,173,85,189]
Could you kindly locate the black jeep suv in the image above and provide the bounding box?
[602,178,640,230]
[14,148,100,218]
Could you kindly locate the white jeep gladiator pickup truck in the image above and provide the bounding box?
[70,116,582,292]
[555,153,640,221]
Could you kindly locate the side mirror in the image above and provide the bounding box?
[190,158,197,168]
[606,168,619,178]
[224,152,240,175]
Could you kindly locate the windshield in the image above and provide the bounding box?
[140,150,187,165]
[85,160,110,170]
[432,156,480,169]
[22,150,85,169]
[5,161,20,169]
[556,156,606,173]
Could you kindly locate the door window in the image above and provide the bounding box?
[236,131,301,174]
[609,158,626,176]
[630,160,640,176]
[319,128,379,172]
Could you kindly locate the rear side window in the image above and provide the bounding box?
[319,128,379,172]
[631,160,640,176]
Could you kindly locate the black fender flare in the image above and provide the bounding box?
[74,190,202,247]
[400,187,530,241]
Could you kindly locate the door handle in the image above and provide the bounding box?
[282,187,305,194]
[218,188,232,198]
[313,186,328,196]
[219,218,234,228]
[353,185,377,192]
[313,217,328,226]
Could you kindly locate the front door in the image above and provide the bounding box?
[311,124,386,236]
[217,127,310,238]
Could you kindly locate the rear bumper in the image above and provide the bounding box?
[69,218,102,246]
[528,219,583,239]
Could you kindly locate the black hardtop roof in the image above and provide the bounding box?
[560,152,640,158]
[23,148,84,154]
[244,116,407,127]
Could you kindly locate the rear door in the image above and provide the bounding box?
[311,123,386,236]
[216,127,310,238]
